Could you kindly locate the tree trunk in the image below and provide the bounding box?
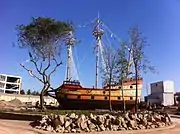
[135,66,138,113]
[40,85,49,111]
[121,80,126,113]
[40,89,46,111]
[109,76,112,111]
[109,85,112,111]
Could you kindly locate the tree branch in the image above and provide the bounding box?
[28,52,45,76]
[43,54,51,74]
[30,58,43,75]
[49,58,62,77]
[39,62,43,72]
[20,63,44,83]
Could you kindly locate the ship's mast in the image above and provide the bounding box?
[93,17,104,88]
[65,33,76,81]
[127,44,134,77]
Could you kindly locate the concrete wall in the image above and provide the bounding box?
[0,74,22,94]
[0,93,58,106]
[149,80,175,106]
[147,92,174,106]
[151,81,164,94]
[163,93,174,106]
[163,81,174,93]
[148,93,163,105]
[150,81,174,94]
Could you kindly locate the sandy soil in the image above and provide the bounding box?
[0,118,180,134]
[0,120,42,134]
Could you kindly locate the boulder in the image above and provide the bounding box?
[55,125,64,133]
[46,125,52,131]
[96,115,104,125]
[99,124,106,131]
[80,122,88,130]
[112,125,118,131]
[105,118,112,130]
[127,120,137,129]
[71,129,76,133]
[65,120,71,128]
[31,111,173,133]
[88,123,97,131]
[89,113,94,119]
[69,113,76,119]
[58,115,65,126]
[52,118,60,129]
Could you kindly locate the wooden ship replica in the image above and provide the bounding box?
[48,17,143,110]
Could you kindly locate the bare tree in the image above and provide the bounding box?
[102,45,118,111]
[116,41,130,113]
[16,17,74,110]
[129,27,155,112]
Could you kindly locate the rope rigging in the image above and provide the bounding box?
[67,16,134,86]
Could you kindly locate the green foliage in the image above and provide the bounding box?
[20,90,25,95]
[25,89,39,95]
[101,46,118,86]
[26,89,31,95]
[31,90,40,96]
[17,17,74,59]
[16,17,75,110]
[116,41,130,82]
[129,27,156,112]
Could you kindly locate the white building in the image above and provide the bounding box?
[147,80,174,106]
[0,74,22,94]
[0,74,58,106]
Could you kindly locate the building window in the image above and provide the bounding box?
[105,96,108,100]
[132,83,136,85]
[91,96,94,100]
[118,96,121,100]
[130,97,133,100]
[103,91,106,94]
[77,95,81,99]
[119,86,121,89]
[130,85,133,89]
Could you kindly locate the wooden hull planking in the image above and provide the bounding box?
[55,78,143,110]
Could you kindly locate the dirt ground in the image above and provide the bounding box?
[0,118,180,134]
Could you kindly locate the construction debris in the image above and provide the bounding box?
[0,98,35,111]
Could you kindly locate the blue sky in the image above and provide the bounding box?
[1,0,180,96]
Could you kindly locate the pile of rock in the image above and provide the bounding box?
[9,98,23,106]
[31,111,172,133]
[0,98,38,112]
[0,99,26,111]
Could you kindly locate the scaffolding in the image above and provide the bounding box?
[0,74,22,94]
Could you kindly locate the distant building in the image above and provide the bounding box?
[145,80,174,106]
[0,74,22,94]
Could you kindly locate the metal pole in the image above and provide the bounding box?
[65,36,76,81]
[95,37,100,88]
[93,18,103,88]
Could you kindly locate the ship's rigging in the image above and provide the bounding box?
[65,33,79,81]
[64,16,134,88]
[44,16,143,110]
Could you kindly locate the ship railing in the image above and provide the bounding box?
[63,80,81,85]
